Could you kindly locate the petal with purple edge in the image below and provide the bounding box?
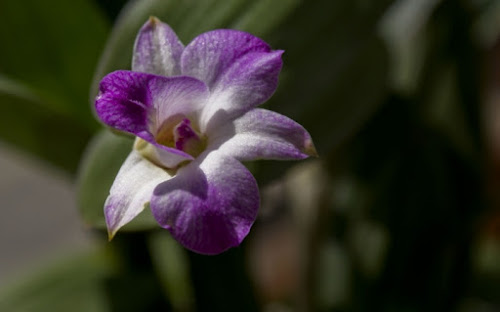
[105,150,173,239]
[132,17,184,76]
[151,151,259,255]
[181,29,271,88]
[210,108,317,161]
[200,51,284,133]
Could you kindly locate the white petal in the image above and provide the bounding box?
[105,150,173,238]
[132,17,184,76]
[209,108,317,161]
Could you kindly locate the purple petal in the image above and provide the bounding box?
[95,70,153,138]
[173,118,201,152]
[151,151,259,255]
[132,17,184,76]
[105,150,172,239]
[96,70,208,135]
[200,51,284,133]
[210,108,317,161]
[181,29,271,88]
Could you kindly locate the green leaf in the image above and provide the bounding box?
[0,76,93,173]
[0,248,116,312]
[424,64,477,164]
[378,0,442,94]
[264,1,391,155]
[0,0,109,130]
[76,131,157,232]
[148,232,195,311]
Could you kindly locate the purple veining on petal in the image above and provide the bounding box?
[150,151,259,255]
[96,70,152,137]
[96,70,209,136]
[181,29,271,88]
[209,108,317,161]
[132,17,184,76]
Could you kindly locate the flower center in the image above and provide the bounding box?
[154,115,206,157]
[172,118,206,157]
[134,116,207,169]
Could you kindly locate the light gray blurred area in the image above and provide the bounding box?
[0,143,94,287]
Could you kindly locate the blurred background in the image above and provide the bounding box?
[1,0,500,311]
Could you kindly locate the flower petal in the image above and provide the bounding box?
[95,70,152,138]
[96,70,209,135]
[151,151,259,254]
[132,17,184,76]
[181,29,271,88]
[210,108,317,161]
[105,150,173,239]
[95,70,209,167]
[200,51,284,133]
[147,74,209,133]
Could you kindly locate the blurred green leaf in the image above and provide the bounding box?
[76,131,157,231]
[148,232,195,311]
[0,0,109,131]
[187,247,259,311]
[424,64,477,164]
[379,0,442,94]
[473,0,500,47]
[265,1,390,157]
[0,76,93,173]
[102,233,172,311]
[0,248,116,312]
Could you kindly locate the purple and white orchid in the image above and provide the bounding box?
[95,17,316,255]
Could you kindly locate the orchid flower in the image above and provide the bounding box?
[95,17,316,254]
